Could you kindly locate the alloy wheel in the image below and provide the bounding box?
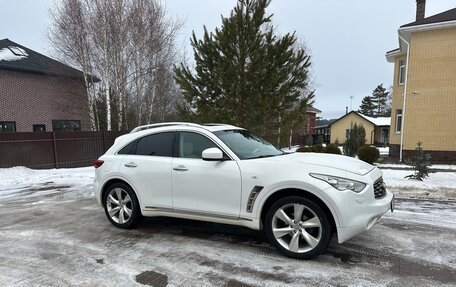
[271,203,322,253]
[106,187,133,224]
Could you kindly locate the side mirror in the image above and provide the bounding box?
[202,147,224,161]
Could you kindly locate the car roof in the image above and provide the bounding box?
[106,122,244,155]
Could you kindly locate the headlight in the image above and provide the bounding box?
[310,173,366,193]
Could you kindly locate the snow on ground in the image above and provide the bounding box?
[1,166,456,286]
[0,165,454,201]
[377,163,456,170]
[0,166,94,203]
[281,145,300,153]
[381,169,456,200]
[378,147,389,156]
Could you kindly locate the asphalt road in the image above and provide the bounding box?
[0,183,455,287]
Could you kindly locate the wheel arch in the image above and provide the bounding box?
[101,177,142,207]
[259,188,338,234]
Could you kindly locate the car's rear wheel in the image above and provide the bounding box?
[265,196,331,259]
[103,183,141,229]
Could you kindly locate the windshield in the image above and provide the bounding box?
[214,129,284,160]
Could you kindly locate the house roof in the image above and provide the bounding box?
[329,111,390,127]
[0,38,99,82]
[401,7,456,28]
[306,106,322,114]
[357,113,391,127]
[386,7,456,61]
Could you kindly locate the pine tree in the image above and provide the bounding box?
[358,96,375,116]
[343,123,366,157]
[174,0,314,139]
[405,142,432,181]
[370,84,390,116]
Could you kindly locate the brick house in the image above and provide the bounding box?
[329,111,390,146]
[0,39,96,132]
[385,1,456,163]
[291,107,322,145]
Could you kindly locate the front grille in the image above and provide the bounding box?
[373,177,386,199]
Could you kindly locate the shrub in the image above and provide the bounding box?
[405,142,432,181]
[324,144,341,154]
[357,145,380,164]
[343,123,366,157]
[296,146,313,153]
[311,144,324,153]
[297,143,342,155]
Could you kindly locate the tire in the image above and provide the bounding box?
[265,196,331,259]
[103,182,141,229]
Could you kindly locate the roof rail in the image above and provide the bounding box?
[130,122,202,133]
[203,123,226,126]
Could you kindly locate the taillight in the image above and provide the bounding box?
[93,160,104,168]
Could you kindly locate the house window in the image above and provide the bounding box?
[398,60,406,85]
[345,129,350,139]
[52,120,81,132]
[396,110,403,133]
[0,121,16,132]
[33,124,46,132]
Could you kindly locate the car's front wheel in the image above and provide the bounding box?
[103,183,141,229]
[265,196,331,259]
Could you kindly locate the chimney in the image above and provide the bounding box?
[345,106,348,114]
[416,0,426,21]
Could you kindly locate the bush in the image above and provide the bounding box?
[296,146,313,153]
[324,144,341,154]
[343,123,366,157]
[297,144,342,155]
[357,145,380,164]
[311,144,324,153]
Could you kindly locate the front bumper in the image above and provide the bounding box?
[336,191,393,243]
[334,168,394,243]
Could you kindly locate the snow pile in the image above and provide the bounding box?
[0,166,94,202]
[382,169,456,200]
[377,163,456,170]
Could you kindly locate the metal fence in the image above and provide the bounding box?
[0,131,126,169]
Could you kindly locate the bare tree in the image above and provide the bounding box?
[48,0,182,131]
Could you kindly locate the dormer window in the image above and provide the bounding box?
[8,46,28,57]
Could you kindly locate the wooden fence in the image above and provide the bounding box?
[0,131,126,169]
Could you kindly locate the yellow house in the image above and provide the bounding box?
[386,1,456,163]
[329,111,390,145]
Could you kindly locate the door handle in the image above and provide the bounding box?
[173,165,188,172]
[124,162,137,168]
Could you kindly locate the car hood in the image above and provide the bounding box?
[263,152,375,176]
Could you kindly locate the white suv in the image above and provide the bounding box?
[94,122,393,259]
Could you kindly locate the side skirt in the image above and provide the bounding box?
[142,206,261,230]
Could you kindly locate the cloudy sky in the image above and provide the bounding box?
[1,0,455,119]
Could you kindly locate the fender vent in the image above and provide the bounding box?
[246,186,264,213]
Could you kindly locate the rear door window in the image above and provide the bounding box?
[136,132,175,157]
